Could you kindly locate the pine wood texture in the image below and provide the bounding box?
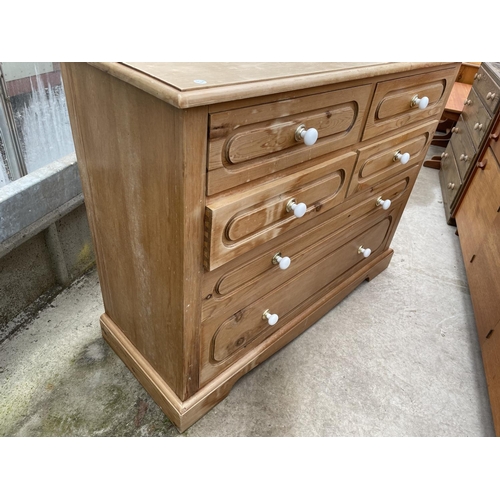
[62,62,460,432]
[363,67,458,140]
[61,63,207,400]
[90,62,453,109]
[481,316,500,435]
[207,85,371,194]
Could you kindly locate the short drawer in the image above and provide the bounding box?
[207,85,372,195]
[450,115,475,180]
[473,67,500,115]
[202,164,420,323]
[204,151,356,271]
[363,67,457,140]
[439,149,461,218]
[347,121,436,196]
[200,208,401,384]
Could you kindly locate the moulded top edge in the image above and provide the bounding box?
[88,62,458,109]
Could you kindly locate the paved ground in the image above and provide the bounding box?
[0,153,495,436]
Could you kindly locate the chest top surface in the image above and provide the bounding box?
[89,62,454,108]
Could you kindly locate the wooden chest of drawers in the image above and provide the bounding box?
[439,62,500,224]
[61,62,459,432]
[455,108,500,434]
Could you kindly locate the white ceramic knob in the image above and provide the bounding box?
[272,253,291,270]
[295,124,318,146]
[411,95,429,109]
[286,199,307,218]
[474,123,483,130]
[376,197,391,210]
[263,309,279,326]
[460,154,469,162]
[441,152,448,159]
[358,246,371,258]
[487,92,496,100]
[394,151,411,164]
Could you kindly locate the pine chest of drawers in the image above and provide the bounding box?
[61,62,459,432]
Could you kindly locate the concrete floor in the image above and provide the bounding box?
[0,150,495,436]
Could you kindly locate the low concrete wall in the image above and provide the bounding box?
[0,155,96,342]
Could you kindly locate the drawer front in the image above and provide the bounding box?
[202,164,420,323]
[468,101,492,150]
[456,147,500,262]
[473,67,500,115]
[348,121,436,196]
[461,86,481,133]
[481,316,500,434]
[450,116,476,180]
[207,85,372,195]
[200,208,401,384]
[439,149,461,217]
[463,214,500,346]
[204,151,356,271]
[363,67,457,140]
[489,117,500,163]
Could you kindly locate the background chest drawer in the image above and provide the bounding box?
[474,67,500,115]
[466,100,492,150]
[450,116,475,179]
[363,67,457,140]
[207,85,372,194]
[439,149,461,216]
[204,151,356,270]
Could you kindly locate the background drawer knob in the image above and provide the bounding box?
[272,252,291,270]
[474,123,483,130]
[295,124,318,146]
[463,98,472,105]
[459,154,469,161]
[451,127,459,133]
[487,92,496,100]
[376,196,391,210]
[263,309,279,326]
[448,182,455,190]
[475,73,483,80]
[286,198,307,218]
[410,94,429,109]
[393,150,410,164]
[358,245,372,258]
[441,152,448,159]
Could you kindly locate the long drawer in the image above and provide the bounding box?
[463,214,500,346]
[481,315,500,433]
[200,205,403,384]
[204,151,356,270]
[207,85,372,194]
[456,147,500,262]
